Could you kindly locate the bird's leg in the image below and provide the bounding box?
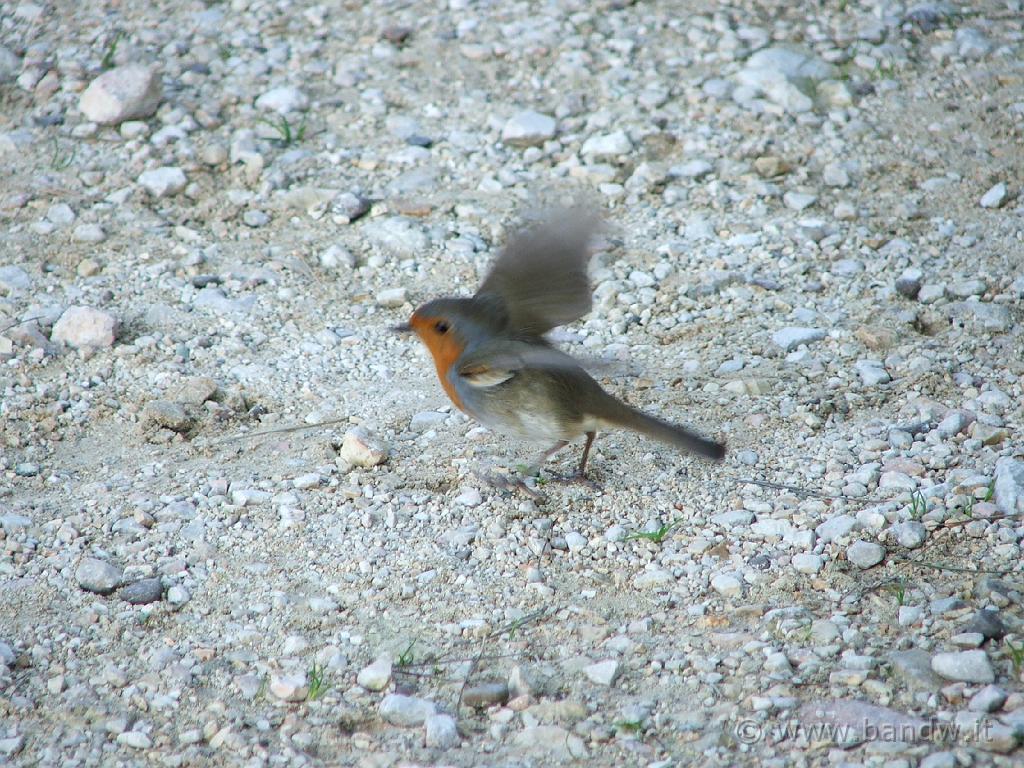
[548,432,600,489]
[474,469,545,501]
[524,440,568,477]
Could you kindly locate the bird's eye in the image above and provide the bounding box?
[434,321,449,334]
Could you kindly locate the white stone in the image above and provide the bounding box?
[269,673,309,701]
[424,713,460,748]
[583,659,619,686]
[75,558,123,594]
[379,693,436,726]
[580,130,633,159]
[357,656,392,691]
[51,306,118,349]
[993,457,1024,515]
[855,359,891,386]
[712,573,742,597]
[72,224,107,243]
[773,326,826,352]
[376,287,408,308]
[791,553,823,574]
[138,166,187,197]
[979,183,1007,209]
[79,65,162,125]
[847,540,885,569]
[501,110,556,147]
[339,427,388,468]
[116,731,152,749]
[256,86,309,114]
[930,650,994,684]
[633,568,673,589]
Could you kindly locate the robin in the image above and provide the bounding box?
[393,210,725,491]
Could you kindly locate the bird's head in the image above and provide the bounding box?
[393,296,507,368]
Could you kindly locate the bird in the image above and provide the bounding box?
[393,209,725,492]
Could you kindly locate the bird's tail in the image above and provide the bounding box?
[596,397,726,460]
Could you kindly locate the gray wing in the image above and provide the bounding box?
[455,340,585,389]
[475,209,600,335]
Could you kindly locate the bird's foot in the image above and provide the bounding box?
[546,471,600,492]
[475,470,545,501]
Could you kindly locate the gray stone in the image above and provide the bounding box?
[0,265,32,293]
[979,183,1007,209]
[138,166,187,197]
[51,306,118,349]
[930,650,994,683]
[363,216,428,257]
[773,326,826,351]
[855,360,891,386]
[891,521,927,549]
[79,64,162,125]
[946,279,987,299]
[816,515,857,542]
[0,45,19,84]
[513,726,588,760]
[822,162,849,187]
[380,693,436,726]
[76,558,123,594]
[670,159,714,179]
[993,457,1024,515]
[166,585,190,606]
[119,578,163,605]
[895,267,923,298]
[798,698,927,745]
[968,684,1007,713]
[141,400,193,432]
[424,713,459,748]
[783,191,817,211]
[965,609,1007,641]
[948,301,1011,333]
[735,47,834,114]
[847,540,885,569]
[633,568,674,589]
[319,245,356,269]
[462,681,509,707]
[72,224,106,243]
[0,735,23,757]
[501,110,556,147]
[921,753,957,768]
[956,28,992,60]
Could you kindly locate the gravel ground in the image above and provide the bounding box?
[2,0,1024,765]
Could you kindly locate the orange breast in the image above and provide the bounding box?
[422,334,467,413]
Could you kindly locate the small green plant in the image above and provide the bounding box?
[964,496,976,518]
[908,490,927,520]
[50,135,76,170]
[984,478,995,502]
[1006,639,1024,676]
[257,675,269,700]
[625,519,681,544]
[257,114,306,147]
[101,31,124,70]
[614,719,643,735]
[307,662,328,700]
[397,639,416,668]
[891,581,907,607]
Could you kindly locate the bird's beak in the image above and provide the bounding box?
[391,322,412,333]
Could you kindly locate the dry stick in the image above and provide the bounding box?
[729,476,883,506]
[209,416,352,445]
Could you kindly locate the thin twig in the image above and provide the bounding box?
[1,315,47,334]
[891,555,1020,576]
[210,416,351,445]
